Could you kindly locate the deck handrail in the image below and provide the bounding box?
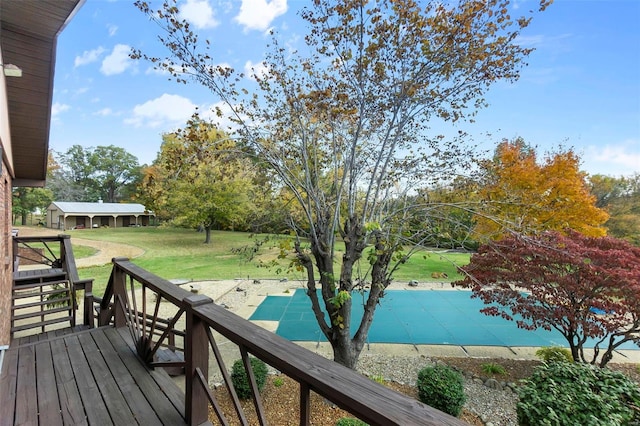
[98,257,467,426]
[12,235,95,329]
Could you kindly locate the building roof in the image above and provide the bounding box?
[1,0,85,186]
[49,202,152,215]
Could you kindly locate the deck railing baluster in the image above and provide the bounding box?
[195,367,231,425]
[149,308,185,359]
[240,345,267,426]
[300,382,310,426]
[205,327,248,424]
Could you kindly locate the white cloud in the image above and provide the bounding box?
[515,33,571,48]
[179,0,219,29]
[202,101,251,133]
[94,108,114,117]
[107,24,118,37]
[235,0,287,32]
[585,140,640,176]
[125,94,198,128]
[74,47,106,67]
[243,60,269,81]
[101,44,134,76]
[52,102,70,117]
[145,66,170,76]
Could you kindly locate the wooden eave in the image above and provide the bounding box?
[1,0,85,187]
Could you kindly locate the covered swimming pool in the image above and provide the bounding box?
[249,289,638,349]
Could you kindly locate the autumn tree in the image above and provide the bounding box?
[590,173,640,246]
[145,120,258,244]
[474,138,609,241]
[454,231,640,367]
[134,0,551,368]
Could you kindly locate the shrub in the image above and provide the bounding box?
[481,362,506,375]
[535,346,573,363]
[517,362,640,426]
[230,357,268,399]
[335,418,368,426]
[416,364,466,417]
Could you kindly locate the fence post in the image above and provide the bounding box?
[184,294,213,425]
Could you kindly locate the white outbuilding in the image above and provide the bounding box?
[46,201,155,230]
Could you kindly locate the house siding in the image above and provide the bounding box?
[0,45,13,344]
[0,168,10,345]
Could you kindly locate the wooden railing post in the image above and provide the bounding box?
[112,262,127,328]
[184,294,213,425]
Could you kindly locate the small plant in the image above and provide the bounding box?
[370,374,385,384]
[46,283,77,308]
[535,346,573,363]
[481,362,506,375]
[230,357,268,399]
[416,364,466,417]
[273,376,284,387]
[517,361,640,426]
[335,418,368,426]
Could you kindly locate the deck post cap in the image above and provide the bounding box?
[184,294,213,307]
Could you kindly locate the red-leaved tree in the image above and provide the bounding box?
[454,231,640,367]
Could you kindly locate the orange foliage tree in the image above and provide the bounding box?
[474,138,609,241]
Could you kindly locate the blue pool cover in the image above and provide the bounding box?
[249,289,638,349]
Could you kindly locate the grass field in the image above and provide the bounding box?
[68,226,470,296]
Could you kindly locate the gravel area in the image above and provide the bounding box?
[356,353,519,426]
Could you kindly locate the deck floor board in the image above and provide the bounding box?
[0,327,187,426]
[35,342,63,426]
[64,335,113,426]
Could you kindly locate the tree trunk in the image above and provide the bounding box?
[332,333,359,369]
[316,220,391,370]
[204,225,211,244]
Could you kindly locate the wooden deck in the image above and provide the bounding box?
[0,326,187,426]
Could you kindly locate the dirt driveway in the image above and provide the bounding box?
[14,226,144,267]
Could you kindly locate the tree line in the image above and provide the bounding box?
[14,136,638,247]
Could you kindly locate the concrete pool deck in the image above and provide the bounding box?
[199,278,640,364]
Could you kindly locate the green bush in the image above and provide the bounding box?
[416,364,466,417]
[481,362,506,375]
[535,346,573,363]
[517,362,640,426]
[230,357,268,399]
[335,418,368,426]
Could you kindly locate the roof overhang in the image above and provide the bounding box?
[1,0,85,187]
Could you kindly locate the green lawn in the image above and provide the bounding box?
[63,226,469,296]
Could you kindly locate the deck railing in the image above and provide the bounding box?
[12,235,94,334]
[97,257,467,426]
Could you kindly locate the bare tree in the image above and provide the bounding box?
[133,0,551,368]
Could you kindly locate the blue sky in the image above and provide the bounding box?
[50,0,640,177]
